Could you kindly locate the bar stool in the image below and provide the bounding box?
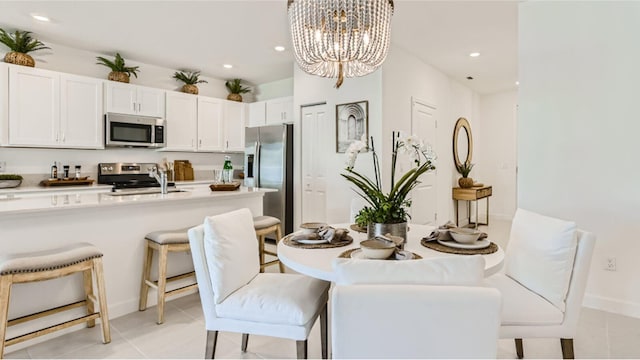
[253,216,285,273]
[139,227,198,325]
[0,242,110,358]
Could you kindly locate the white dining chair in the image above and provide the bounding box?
[485,208,596,359]
[188,208,330,359]
[331,256,502,359]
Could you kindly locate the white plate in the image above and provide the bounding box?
[437,239,490,249]
[295,238,329,245]
[350,248,414,260]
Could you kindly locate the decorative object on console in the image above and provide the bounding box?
[96,52,140,83]
[456,162,475,188]
[342,131,436,240]
[173,70,207,95]
[224,78,250,102]
[336,101,368,153]
[0,29,50,67]
[287,0,394,88]
[0,174,23,188]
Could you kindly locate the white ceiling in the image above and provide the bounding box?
[0,1,518,95]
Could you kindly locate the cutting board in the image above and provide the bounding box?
[174,160,194,181]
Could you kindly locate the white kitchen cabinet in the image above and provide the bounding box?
[247,101,266,127]
[59,74,103,148]
[104,82,165,118]
[198,97,224,151]
[223,100,246,151]
[0,63,8,145]
[165,91,198,151]
[266,96,293,125]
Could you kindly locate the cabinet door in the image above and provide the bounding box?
[137,86,165,118]
[104,82,136,115]
[224,100,245,151]
[248,101,266,127]
[280,96,294,123]
[165,91,197,151]
[60,74,104,149]
[197,97,224,151]
[265,98,283,125]
[8,66,59,146]
[0,64,8,145]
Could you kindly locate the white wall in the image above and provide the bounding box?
[478,90,518,220]
[254,77,293,101]
[519,2,640,317]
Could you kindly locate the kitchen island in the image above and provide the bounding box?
[0,184,273,348]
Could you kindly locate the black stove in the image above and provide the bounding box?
[98,162,175,192]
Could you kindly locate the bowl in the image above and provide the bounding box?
[0,180,22,189]
[449,228,482,244]
[360,238,396,259]
[299,222,327,234]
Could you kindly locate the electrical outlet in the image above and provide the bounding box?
[605,257,617,271]
[0,161,5,172]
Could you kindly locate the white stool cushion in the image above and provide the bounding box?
[253,216,281,229]
[145,227,191,244]
[485,273,564,325]
[333,256,485,286]
[204,208,260,304]
[505,208,577,311]
[216,273,329,326]
[0,242,102,275]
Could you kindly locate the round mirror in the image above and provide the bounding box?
[453,117,473,169]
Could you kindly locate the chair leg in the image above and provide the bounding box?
[320,304,328,359]
[241,333,249,352]
[561,338,574,359]
[93,258,111,344]
[139,241,153,311]
[259,235,266,273]
[515,338,524,359]
[83,268,96,328]
[156,245,169,325]
[276,225,285,273]
[296,340,308,359]
[205,330,218,359]
[0,275,13,359]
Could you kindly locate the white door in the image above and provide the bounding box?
[59,74,103,148]
[301,103,328,223]
[104,82,136,115]
[198,97,223,151]
[137,86,165,118]
[410,98,438,225]
[165,91,197,151]
[224,100,245,151]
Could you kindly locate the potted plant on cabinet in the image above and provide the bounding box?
[173,70,208,95]
[225,78,251,102]
[0,29,50,67]
[96,53,140,83]
[456,162,475,188]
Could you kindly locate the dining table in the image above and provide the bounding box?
[277,223,505,282]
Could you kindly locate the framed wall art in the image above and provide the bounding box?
[336,100,369,153]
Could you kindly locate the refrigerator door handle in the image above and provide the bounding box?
[255,141,261,188]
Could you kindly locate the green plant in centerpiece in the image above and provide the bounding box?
[342,132,436,228]
[0,174,23,180]
[225,78,251,102]
[173,70,208,95]
[0,29,50,67]
[96,53,140,83]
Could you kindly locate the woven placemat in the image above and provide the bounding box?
[420,239,498,255]
[349,224,367,233]
[283,234,353,249]
[338,248,423,260]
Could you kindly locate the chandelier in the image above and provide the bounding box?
[288,0,394,88]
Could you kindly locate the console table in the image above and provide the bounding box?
[452,185,492,228]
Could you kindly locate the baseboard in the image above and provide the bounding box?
[583,293,640,319]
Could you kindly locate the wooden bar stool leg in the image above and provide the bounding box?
[276,225,285,273]
[139,241,153,311]
[259,235,266,273]
[156,245,169,325]
[93,258,111,344]
[83,268,96,328]
[0,275,13,359]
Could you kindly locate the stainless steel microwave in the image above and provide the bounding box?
[105,113,166,148]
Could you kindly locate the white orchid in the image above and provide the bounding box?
[397,133,435,166]
[344,134,368,170]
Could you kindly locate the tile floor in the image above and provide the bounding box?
[5,219,640,359]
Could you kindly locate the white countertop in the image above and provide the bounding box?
[0,184,274,215]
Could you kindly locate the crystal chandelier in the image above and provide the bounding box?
[288,0,394,88]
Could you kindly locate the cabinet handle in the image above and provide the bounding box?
[55,133,59,142]
[137,103,141,112]
[199,139,202,147]
[226,140,229,149]
[132,102,136,112]
[62,133,65,142]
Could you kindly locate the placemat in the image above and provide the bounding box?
[283,234,353,249]
[421,239,498,255]
[349,224,367,233]
[338,248,422,260]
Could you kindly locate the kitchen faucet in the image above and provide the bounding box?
[149,167,168,194]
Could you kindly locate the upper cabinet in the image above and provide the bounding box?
[198,97,224,151]
[0,64,8,145]
[165,91,198,151]
[104,82,165,118]
[248,96,293,127]
[7,66,103,149]
[247,101,266,128]
[223,100,245,151]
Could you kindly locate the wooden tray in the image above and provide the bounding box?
[40,178,95,187]
[209,181,241,191]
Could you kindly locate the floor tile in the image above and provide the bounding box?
[24,325,114,359]
[3,349,30,359]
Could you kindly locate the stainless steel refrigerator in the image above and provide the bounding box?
[244,124,294,235]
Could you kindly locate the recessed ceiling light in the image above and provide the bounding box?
[469,52,480,57]
[274,46,285,52]
[515,81,520,86]
[223,64,233,69]
[31,14,50,22]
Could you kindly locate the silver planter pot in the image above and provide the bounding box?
[367,222,408,248]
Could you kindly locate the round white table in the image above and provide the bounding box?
[277,223,505,282]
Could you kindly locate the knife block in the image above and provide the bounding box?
[173,160,194,181]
